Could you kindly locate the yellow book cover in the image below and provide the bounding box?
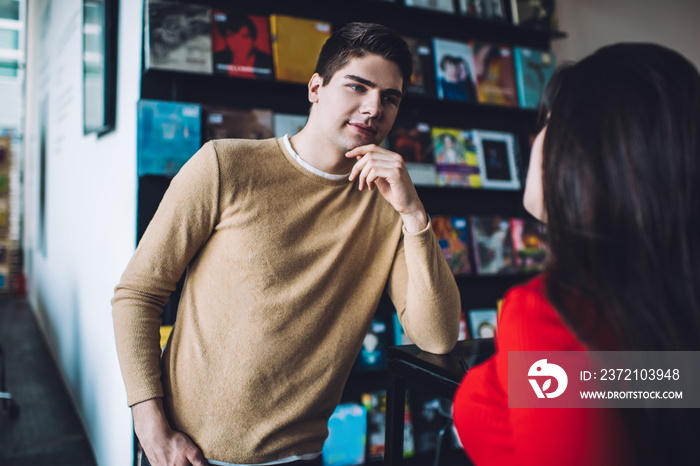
[270,15,332,84]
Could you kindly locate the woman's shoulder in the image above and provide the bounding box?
[498,274,587,351]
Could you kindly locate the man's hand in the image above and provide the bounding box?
[132,398,209,466]
[346,144,428,233]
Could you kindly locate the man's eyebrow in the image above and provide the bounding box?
[344,74,403,98]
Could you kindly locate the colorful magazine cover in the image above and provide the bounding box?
[470,215,517,275]
[473,130,521,190]
[137,100,202,177]
[145,1,213,74]
[514,47,556,109]
[510,218,548,272]
[387,121,436,186]
[431,216,473,275]
[459,0,507,22]
[270,15,332,84]
[472,42,518,106]
[468,309,498,338]
[432,38,478,103]
[353,317,388,372]
[405,0,456,13]
[432,127,481,188]
[322,404,367,466]
[202,105,273,142]
[403,36,436,97]
[211,11,273,79]
[273,113,308,138]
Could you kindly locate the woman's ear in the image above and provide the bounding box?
[523,127,547,222]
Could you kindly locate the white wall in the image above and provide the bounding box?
[0,81,22,129]
[553,0,700,68]
[23,0,141,465]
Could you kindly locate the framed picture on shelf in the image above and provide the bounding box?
[83,0,119,135]
[468,309,498,339]
[473,130,520,190]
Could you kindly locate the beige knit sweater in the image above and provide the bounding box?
[112,137,461,464]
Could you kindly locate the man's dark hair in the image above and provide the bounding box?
[314,22,413,93]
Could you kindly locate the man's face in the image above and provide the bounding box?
[309,54,404,154]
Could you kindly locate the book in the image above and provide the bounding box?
[273,113,308,138]
[202,105,274,142]
[472,130,520,189]
[145,1,213,74]
[387,121,436,186]
[514,47,556,109]
[432,38,478,103]
[510,218,548,272]
[392,313,414,346]
[270,15,332,84]
[361,390,415,460]
[470,215,517,275]
[361,391,386,460]
[211,11,273,80]
[323,403,367,466]
[137,100,202,177]
[458,0,507,22]
[432,127,481,188]
[510,0,557,31]
[412,396,456,454]
[431,216,473,275]
[472,42,518,106]
[403,36,436,97]
[405,0,456,13]
[353,317,388,372]
[468,308,498,338]
[459,311,469,340]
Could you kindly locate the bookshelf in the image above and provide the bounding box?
[137,0,565,464]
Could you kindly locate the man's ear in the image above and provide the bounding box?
[308,73,323,104]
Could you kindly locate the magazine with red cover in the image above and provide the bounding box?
[388,121,437,186]
[211,10,273,80]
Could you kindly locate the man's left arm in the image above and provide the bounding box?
[347,145,462,354]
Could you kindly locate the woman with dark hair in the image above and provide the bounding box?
[453,43,700,466]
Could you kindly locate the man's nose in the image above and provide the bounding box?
[360,91,382,119]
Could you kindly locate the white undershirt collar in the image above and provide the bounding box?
[282,134,350,181]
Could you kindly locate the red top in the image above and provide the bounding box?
[453,275,628,466]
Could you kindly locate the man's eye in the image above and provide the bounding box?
[349,84,365,92]
[383,95,399,105]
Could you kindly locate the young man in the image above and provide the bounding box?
[113,23,461,466]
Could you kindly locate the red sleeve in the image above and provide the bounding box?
[453,276,625,466]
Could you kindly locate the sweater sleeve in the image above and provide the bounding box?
[386,219,461,354]
[111,142,221,407]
